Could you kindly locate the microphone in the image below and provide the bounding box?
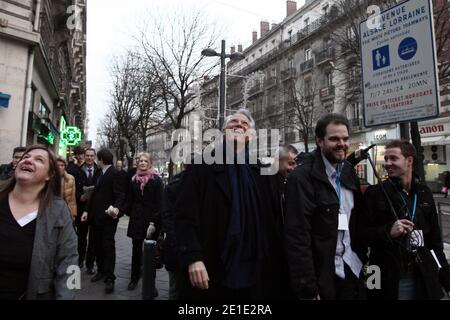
[354,144,377,159]
[347,144,377,166]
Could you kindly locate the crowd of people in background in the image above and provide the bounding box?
[0,109,449,300]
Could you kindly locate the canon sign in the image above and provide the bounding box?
[419,124,444,135]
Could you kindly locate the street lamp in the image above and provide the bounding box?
[202,40,245,129]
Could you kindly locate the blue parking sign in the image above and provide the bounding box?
[372,45,390,70]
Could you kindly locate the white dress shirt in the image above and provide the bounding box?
[321,153,363,280]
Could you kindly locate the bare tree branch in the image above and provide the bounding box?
[136,9,221,178]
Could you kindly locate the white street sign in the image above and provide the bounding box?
[360,0,440,127]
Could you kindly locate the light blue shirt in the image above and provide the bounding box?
[321,153,363,280]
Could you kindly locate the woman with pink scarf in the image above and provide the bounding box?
[125,153,163,290]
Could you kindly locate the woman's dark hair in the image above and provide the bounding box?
[0,145,61,212]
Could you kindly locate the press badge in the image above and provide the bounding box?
[410,230,424,247]
[338,213,349,231]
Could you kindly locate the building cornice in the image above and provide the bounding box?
[0,26,39,45]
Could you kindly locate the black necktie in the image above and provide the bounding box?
[87,168,93,185]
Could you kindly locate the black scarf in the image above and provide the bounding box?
[220,144,263,289]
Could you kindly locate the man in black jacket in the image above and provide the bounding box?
[359,140,450,299]
[265,145,298,299]
[285,113,367,300]
[74,148,101,274]
[81,148,126,293]
[161,169,187,300]
[67,146,85,177]
[174,109,285,300]
[272,145,297,220]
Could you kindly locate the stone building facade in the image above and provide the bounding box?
[0,0,87,163]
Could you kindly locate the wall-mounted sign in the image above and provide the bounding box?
[0,92,11,108]
[61,126,82,146]
[360,0,440,127]
[419,123,450,136]
[42,131,55,145]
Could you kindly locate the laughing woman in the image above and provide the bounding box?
[0,145,78,300]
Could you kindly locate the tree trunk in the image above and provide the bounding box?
[168,140,178,181]
[141,134,148,152]
[302,132,309,153]
[126,155,133,169]
[118,139,125,160]
[410,121,425,181]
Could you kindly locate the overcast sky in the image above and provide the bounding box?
[86,0,305,147]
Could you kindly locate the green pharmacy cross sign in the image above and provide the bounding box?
[61,126,82,146]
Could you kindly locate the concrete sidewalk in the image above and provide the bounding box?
[74,216,169,300]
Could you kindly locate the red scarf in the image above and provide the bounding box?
[133,168,158,192]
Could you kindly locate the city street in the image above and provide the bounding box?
[2,0,450,303]
[74,216,169,300]
[72,194,450,300]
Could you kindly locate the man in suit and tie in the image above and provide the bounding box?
[81,148,126,293]
[74,148,101,274]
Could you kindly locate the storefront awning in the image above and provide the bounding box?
[420,136,444,146]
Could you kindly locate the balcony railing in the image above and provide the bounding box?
[350,118,363,128]
[266,105,282,117]
[248,82,263,96]
[303,95,314,104]
[294,5,340,44]
[264,77,277,88]
[28,112,52,137]
[39,11,54,61]
[228,94,243,107]
[242,48,279,74]
[341,37,358,57]
[300,59,314,73]
[50,51,63,92]
[285,131,297,143]
[281,68,296,80]
[316,47,335,65]
[252,111,263,120]
[284,100,296,111]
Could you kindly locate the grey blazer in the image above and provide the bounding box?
[25,197,78,300]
